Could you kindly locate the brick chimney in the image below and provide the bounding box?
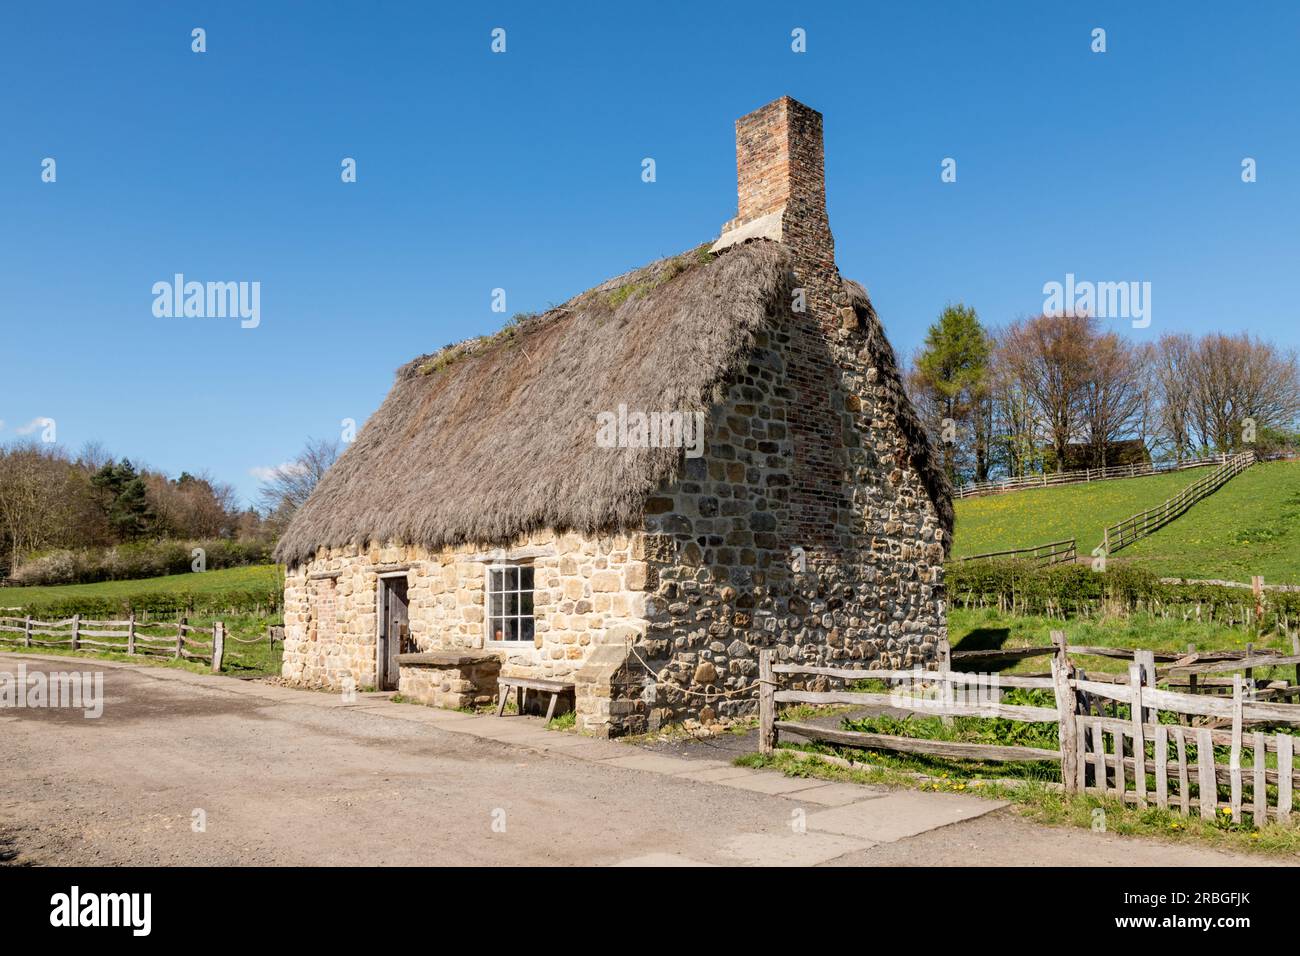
[712,96,836,282]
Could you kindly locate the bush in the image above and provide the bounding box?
[15,586,281,621]
[9,539,272,587]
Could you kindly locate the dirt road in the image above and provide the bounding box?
[0,655,1275,867]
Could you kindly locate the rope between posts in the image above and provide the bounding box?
[628,645,774,701]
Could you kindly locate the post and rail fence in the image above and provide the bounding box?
[953,454,1232,500]
[960,537,1077,568]
[1102,451,1254,554]
[758,629,1300,827]
[0,613,225,672]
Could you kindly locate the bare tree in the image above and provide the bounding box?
[0,442,77,573]
[1002,313,1096,471]
[1081,332,1147,466]
[258,437,340,532]
[1187,334,1300,454]
[1151,333,1197,460]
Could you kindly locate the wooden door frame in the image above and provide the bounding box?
[375,572,408,691]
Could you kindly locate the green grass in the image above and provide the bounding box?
[949,607,1294,677]
[1118,460,1300,583]
[740,750,1300,856]
[0,564,281,608]
[734,605,1300,854]
[0,612,283,678]
[0,563,281,606]
[952,469,1204,559]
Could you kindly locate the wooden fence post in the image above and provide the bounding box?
[758,649,775,755]
[1135,649,1156,723]
[1292,633,1300,691]
[1128,663,1147,805]
[23,615,31,648]
[175,615,185,659]
[71,614,80,652]
[1252,576,1265,627]
[127,612,136,656]
[1050,630,1078,791]
[1230,675,1244,824]
[211,622,224,674]
[1279,733,1294,824]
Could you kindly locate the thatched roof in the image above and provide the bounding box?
[275,240,951,568]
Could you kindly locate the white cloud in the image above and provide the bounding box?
[15,418,47,435]
[249,461,308,482]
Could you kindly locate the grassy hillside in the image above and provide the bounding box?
[1119,460,1300,583]
[0,565,284,677]
[951,468,1204,559]
[0,563,281,609]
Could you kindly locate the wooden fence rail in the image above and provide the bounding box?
[954,455,1227,499]
[0,614,225,672]
[1102,451,1254,553]
[759,628,1300,828]
[960,538,1076,567]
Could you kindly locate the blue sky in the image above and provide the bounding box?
[2,1,1297,505]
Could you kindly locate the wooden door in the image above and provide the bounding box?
[379,577,408,691]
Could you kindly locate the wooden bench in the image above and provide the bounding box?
[496,675,575,721]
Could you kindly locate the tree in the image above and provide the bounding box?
[988,330,1042,478]
[90,459,155,540]
[909,304,991,482]
[1186,334,1300,454]
[0,443,74,573]
[1002,313,1096,472]
[257,437,340,532]
[1151,333,1196,460]
[1080,332,1147,467]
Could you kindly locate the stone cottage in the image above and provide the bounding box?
[275,96,953,737]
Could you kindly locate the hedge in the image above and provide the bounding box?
[9,587,282,622]
[946,559,1300,620]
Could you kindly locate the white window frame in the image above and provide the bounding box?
[484,562,536,648]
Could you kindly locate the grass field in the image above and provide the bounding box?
[0,564,281,608]
[0,612,284,677]
[951,468,1205,559]
[948,607,1293,677]
[1118,460,1300,583]
[951,460,1300,584]
[0,565,284,676]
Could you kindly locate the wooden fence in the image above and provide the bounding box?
[953,455,1227,499]
[758,630,1300,827]
[0,614,225,672]
[960,537,1076,567]
[1102,451,1254,553]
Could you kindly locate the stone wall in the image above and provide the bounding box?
[282,531,649,732]
[609,96,947,737]
[398,657,501,710]
[620,303,947,736]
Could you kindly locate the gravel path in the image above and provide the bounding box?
[0,655,1276,867]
